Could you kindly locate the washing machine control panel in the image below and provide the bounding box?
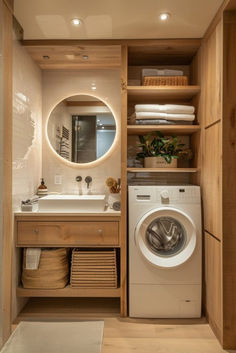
[131,186,201,204]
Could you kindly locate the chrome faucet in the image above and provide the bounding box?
[85,176,92,189]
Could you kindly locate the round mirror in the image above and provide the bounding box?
[47,95,117,164]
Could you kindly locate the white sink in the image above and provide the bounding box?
[38,194,106,212]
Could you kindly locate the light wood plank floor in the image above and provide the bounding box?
[12,317,236,353]
[102,318,235,353]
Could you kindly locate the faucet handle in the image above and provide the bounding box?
[85,176,92,189]
[76,176,82,182]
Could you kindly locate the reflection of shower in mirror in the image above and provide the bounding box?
[47,94,117,165]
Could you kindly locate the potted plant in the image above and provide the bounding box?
[136,131,192,168]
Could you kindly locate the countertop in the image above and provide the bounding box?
[14,208,121,217]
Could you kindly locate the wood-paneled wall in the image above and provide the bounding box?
[1,0,13,344]
[222,11,236,349]
[201,17,223,346]
[201,7,236,349]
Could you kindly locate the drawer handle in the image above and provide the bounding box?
[98,229,103,235]
[34,229,39,235]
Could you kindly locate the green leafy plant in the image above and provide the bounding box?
[136,131,192,164]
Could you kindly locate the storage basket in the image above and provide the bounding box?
[22,248,69,289]
[142,76,188,86]
[70,249,118,288]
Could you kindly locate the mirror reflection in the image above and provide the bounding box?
[47,95,116,164]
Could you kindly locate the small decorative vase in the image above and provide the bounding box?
[144,157,177,168]
[108,193,121,209]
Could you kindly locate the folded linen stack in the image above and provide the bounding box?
[142,69,184,78]
[129,104,195,125]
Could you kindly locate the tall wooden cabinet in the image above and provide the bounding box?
[201,7,236,349]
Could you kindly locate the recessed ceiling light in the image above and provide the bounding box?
[91,86,96,90]
[71,18,81,26]
[82,55,89,60]
[159,13,170,21]
[43,55,50,60]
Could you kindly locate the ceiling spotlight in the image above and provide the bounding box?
[82,55,89,60]
[91,86,96,90]
[159,13,170,21]
[71,18,81,26]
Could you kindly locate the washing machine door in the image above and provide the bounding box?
[135,207,197,268]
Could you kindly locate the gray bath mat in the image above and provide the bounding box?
[1,321,104,353]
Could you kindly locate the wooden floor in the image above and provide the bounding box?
[102,317,234,353]
[13,316,235,353]
[11,298,235,353]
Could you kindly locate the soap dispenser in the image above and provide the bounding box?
[37,178,48,197]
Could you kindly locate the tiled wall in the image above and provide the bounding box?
[42,69,121,195]
[12,36,42,319]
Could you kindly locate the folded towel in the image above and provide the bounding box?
[142,69,184,77]
[133,119,193,125]
[135,104,195,115]
[133,112,195,121]
[25,248,41,270]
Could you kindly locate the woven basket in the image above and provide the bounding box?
[142,76,188,86]
[70,249,118,288]
[22,248,69,289]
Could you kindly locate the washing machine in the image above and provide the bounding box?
[128,185,202,318]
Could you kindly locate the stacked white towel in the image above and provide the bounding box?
[129,104,195,125]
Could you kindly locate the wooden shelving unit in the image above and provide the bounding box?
[127,85,200,100]
[16,285,121,298]
[127,125,200,135]
[127,168,199,173]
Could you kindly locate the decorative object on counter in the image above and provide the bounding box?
[113,201,121,211]
[106,177,121,193]
[136,131,192,168]
[22,248,69,289]
[141,68,188,86]
[106,177,121,209]
[37,178,48,196]
[128,104,195,125]
[21,197,39,212]
[70,249,118,288]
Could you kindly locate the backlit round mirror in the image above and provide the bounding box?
[47,95,116,164]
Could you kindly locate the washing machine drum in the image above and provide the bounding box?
[135,207,197,268]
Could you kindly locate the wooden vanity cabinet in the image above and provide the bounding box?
[15,213,123,315]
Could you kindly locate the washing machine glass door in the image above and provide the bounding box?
[135,207,197,268]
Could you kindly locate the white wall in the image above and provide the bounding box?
[42,70,121,195]
[12,37,42,319]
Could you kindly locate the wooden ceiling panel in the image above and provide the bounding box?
[24,45,121,70]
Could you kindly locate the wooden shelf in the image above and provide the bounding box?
[127,168,199,173]
[16,285,121,298]
[14,298,120,322]
[127,85,201,100]
[127,125,200,135]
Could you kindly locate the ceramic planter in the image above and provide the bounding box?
[144,156,177,168]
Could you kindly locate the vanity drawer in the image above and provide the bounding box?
[17,221,119,246]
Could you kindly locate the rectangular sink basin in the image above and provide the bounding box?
[38,195,106,212]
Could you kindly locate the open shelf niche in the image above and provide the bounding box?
[125,40,201,180]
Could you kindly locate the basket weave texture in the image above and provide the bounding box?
[22,248,69,289]
[70,249,117,288]
[142,76,188,86]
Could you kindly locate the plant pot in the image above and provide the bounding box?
[144,157,177,168]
